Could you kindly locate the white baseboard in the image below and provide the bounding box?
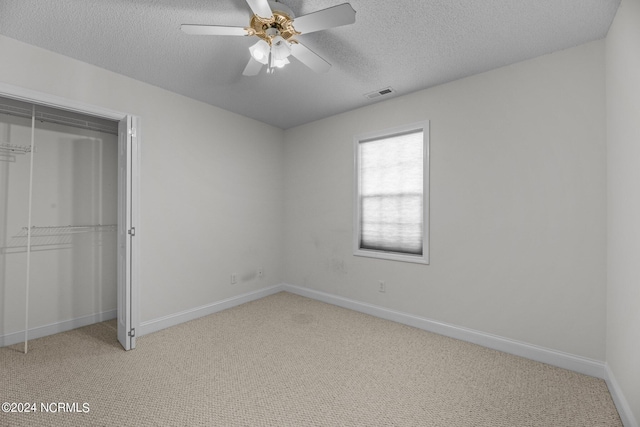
[139,284,285,337]
[606,363,639,427]
[0,309,117,347]
[282,283,606,379]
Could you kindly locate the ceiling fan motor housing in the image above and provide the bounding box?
[247,2,299,46]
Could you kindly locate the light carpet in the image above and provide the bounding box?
[0,291,622,426]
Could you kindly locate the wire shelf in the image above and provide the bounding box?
[0,142,32,154]
[1,224,117,254]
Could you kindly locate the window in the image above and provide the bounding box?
[354,121,429,264]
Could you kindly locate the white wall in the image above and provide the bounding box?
[284,41,607,361]
[606,0,640,423]
[0,34,284,327]
[0,113,117,335]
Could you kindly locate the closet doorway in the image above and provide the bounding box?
[0,84,138,352]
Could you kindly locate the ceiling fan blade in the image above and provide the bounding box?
[245,0,273,18]
[243,57,264,76]
[180,24,248,36]
[292,3,356,34]
[290,43,331,73]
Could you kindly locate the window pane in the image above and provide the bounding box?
[359,130,423,255]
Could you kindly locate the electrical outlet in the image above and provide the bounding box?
[379,280,386,293]
[258,268,264,278]
[231,274,237,285]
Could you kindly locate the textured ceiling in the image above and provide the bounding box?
[0,0,621,129]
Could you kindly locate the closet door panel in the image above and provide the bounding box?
[117,115,133,350]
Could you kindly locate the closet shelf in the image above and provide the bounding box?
[2,225,117,254]
[17,224,117,235]
[0,142,32,154]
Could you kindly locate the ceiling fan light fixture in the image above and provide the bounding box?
[273,57,290,68]
[249,39,270,64]
[271,35,292,60]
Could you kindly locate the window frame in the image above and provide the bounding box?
[353,120,430,264]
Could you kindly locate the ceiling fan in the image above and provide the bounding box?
[181,0,356,76]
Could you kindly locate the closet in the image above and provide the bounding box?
[0,95,118,352]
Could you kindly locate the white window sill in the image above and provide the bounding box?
[354,249,429,265]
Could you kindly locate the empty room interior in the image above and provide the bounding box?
[0,0,639,425]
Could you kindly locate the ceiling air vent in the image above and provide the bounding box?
[364,87,395,100]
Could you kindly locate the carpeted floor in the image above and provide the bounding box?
[0,292,622,426]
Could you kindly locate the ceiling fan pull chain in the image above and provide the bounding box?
[267,50,274,74]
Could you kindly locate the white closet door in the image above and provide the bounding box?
[117,115,137,350]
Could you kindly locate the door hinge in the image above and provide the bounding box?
[128,127,137,138]
[128,227,136,236]
[128,328,135,337]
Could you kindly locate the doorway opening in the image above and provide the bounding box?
[0,84,139,351]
